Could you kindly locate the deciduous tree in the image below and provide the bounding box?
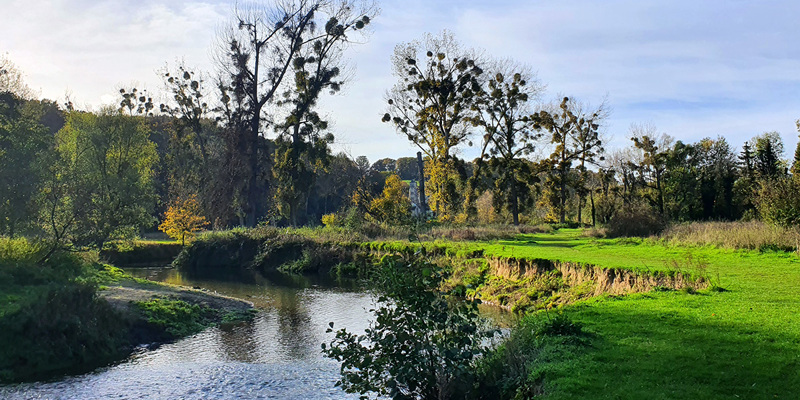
[383,31,483,220]
[159,195,209,245]
[469,64,543,225]
[48,109,158,248]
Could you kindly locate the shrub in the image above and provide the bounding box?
[475,312,586,399]
[606,204,666,238]
[321,213,338,227]
[0,283,128,382]
[756,178,800,227]
[323,254,497,399]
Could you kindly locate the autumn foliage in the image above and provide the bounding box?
[159,195,209,245]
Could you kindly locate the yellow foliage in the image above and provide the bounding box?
[158,195,208,245]
[369,174,411,225]
[321,213,338,227]
[424,157,458,222]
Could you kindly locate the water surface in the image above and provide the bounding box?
[1,268,372,399]
[1,267,513,399]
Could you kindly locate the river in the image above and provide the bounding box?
[0,267,512,399]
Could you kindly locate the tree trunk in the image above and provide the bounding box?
[246,116,260,227]
[559,166,567,223]
[510,181,519,226]
[590,191,596,227]
[416,152,427,216]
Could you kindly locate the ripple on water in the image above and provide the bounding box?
[0,285,374,400]
[0,268,510,399]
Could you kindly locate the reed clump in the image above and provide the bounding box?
[659,221,800,252]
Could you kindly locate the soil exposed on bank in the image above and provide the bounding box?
[97,279,254,348]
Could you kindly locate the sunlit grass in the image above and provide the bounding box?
[447,228,800,399]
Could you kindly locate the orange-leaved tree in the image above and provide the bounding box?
[159,195,208,245]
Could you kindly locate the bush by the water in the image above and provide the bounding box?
[475,313,587,399]
[174,226,367,274]
[323,254,498,399]
[0,238,129,382]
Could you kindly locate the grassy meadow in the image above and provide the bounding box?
[460,228,800,399]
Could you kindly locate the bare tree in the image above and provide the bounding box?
[628,122,673,214]
[535,97,607,223]
[468,60,544,225]
[0,53,37,99]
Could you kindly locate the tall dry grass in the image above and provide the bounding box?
[659,221,800,252]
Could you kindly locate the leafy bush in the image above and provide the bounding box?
[606,204,666,238]
[756,178,800,227]
[0,283,128,382]
[321,213,338,227]
[323,254,498,399]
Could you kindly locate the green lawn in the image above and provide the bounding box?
[461,229,800,398]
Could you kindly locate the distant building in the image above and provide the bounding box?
[408,180,425,218]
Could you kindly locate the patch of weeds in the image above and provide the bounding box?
[221,308,257,324]
[134,298,216,339]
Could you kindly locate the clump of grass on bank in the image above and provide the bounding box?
[0,237,130,383]
[101,239,183,267]
[292,222,551,242]
[659,220,800,251]
[476,312,588,399]
[135,298,216,339]
[176,226,374,274]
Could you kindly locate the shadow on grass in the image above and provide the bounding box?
[499,239,582,249]
[545,301,800,399]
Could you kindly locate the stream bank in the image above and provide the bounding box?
[174,227,707,313]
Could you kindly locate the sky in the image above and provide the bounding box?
[2,0,799,162]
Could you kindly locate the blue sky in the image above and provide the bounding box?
[1,0,798,162]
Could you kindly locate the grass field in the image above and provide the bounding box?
[459,229,800,399]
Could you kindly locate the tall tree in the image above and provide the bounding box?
[791,128,800,176]
[216,0,375,227]
[753,131,784,180]
[382,31,483,220]
[470,64,543,225]
[630,123,673,215]
[535,97,606,223]
[273,2,374,225]
[572,101,606,225]
[47,109,158,249]
[160,64,214,190]
[0,93,51,236]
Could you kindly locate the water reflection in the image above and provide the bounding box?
[0,266,513,399]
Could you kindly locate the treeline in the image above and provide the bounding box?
[2,2,800,251]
